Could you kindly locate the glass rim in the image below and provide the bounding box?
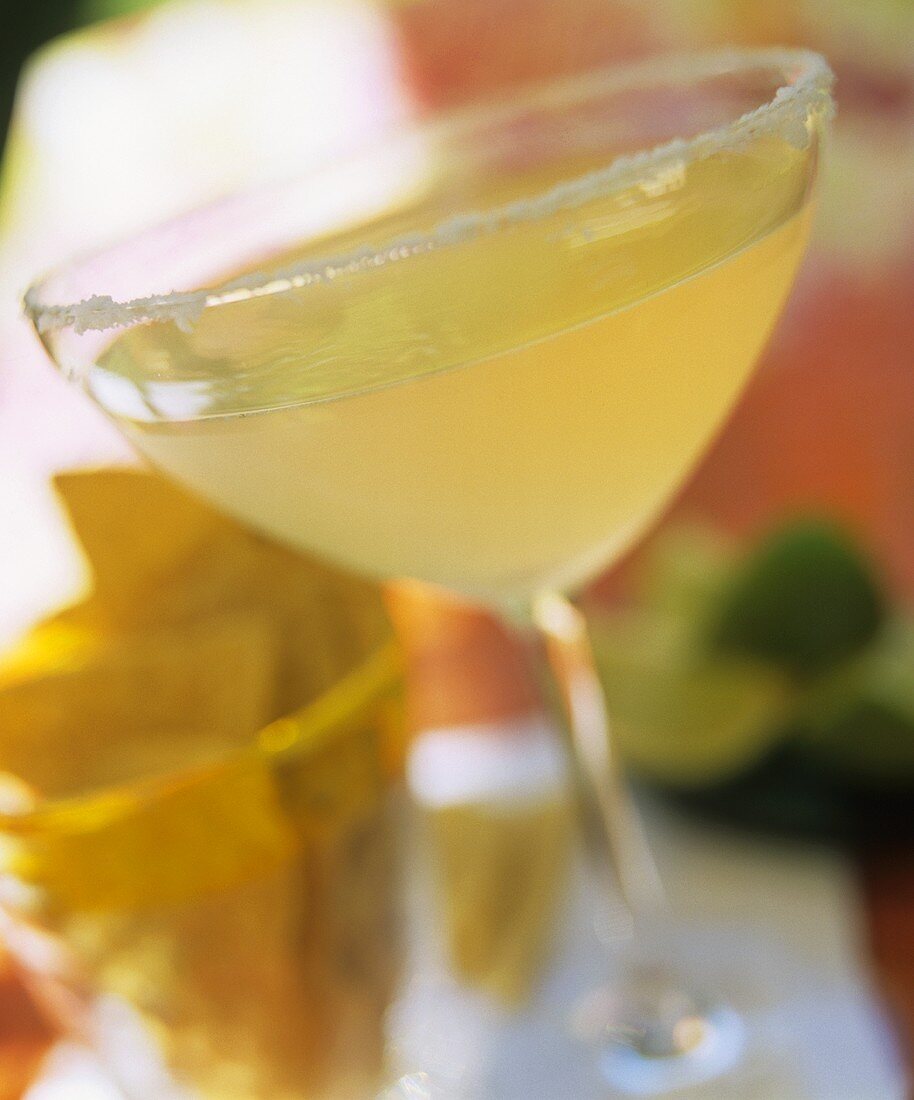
[23,45,834,340]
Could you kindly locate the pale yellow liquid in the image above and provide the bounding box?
[99,135,814,606]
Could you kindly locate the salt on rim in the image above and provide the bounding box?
[24,47,834,339]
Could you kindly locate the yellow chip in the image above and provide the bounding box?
[52,470,394,724]
[5,755,299,912]
[53,468,232,626]
[0,611,277,798]
[0,467,403,923]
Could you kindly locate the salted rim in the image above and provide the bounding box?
[24,47,833,338]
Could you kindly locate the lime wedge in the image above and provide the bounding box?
[797,617,914,785]
[591,613,787,787]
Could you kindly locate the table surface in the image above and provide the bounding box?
[1,795,911,1099]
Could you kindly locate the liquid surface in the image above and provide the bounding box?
[101,133,814,604]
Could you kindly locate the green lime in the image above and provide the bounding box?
[712,519,886,677]
[796,617,914,785]
[638,526,734,625]
[590,613,787,788]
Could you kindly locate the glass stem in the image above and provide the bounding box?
[530,591,665,925]
[528,591,748,1093]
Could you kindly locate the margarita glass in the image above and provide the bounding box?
[25,47,833,1095]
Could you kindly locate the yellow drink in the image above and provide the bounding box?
[99,133,814,607]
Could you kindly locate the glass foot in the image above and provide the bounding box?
[572,968,745,1096]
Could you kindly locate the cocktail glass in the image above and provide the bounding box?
[25,47,833,1095]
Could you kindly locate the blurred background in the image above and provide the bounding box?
[0,1,912,1097]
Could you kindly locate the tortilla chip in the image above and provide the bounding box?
[0,465,401,911]
[6,756,299,912]
[53,468,232,625]
[0,611,277,798]
[51,470,393,723]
